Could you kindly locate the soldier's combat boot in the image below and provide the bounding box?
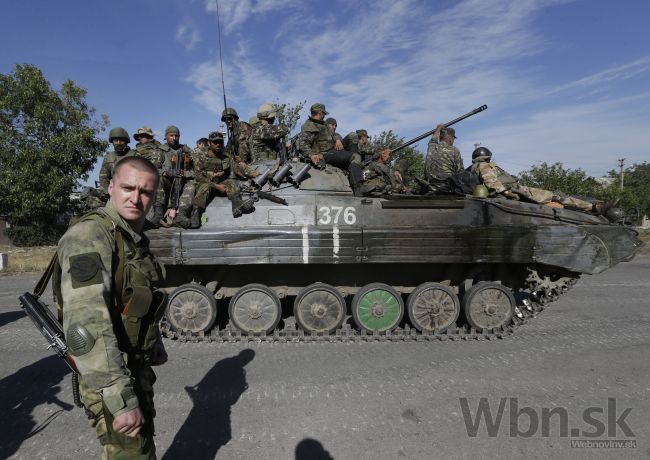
[148,205,166,228]
[172,206,191,228]
[229,193,255,218]
[190,207,203,229]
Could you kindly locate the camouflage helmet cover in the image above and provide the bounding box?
[221,107,239,121]
[133,125,155,140]
[310,103,328,115]
[257,103,277,119]
[108,127,130,142]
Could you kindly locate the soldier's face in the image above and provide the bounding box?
[108,164,157,231]
[327,123,337,131]
[139,135,153,144]
[209,140,223,154]
[166,133,180,147]
[359,135,368,145]
[112,139,127,151]
[444,135,455,146]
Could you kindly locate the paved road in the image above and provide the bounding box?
[1,256,649,459]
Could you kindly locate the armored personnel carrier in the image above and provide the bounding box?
[147,158,643,342]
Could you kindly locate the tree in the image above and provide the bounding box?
[275,100,306,135]
[0,64,108,245]
[369,130,425,187]
[518,162,603,197]
[606,162,650,218]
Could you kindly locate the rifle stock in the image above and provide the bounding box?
[391,105,488,154]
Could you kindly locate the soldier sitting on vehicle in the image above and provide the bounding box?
[133,126,166,226]
[296,103,364,196]
[343,129,377,165]
[471,147,615,215]
[360,148,406,197]
[250,103,290,163]
[190,131,260,224]
[326,117,343,144]
[424,124,464,193]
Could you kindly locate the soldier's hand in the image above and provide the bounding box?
[503,190,519,200]
[113,408,145,438]
[334,139,344,151]
[178,170,184,177]
[433,123,445,134]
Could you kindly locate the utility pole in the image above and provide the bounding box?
[618,158,625,191]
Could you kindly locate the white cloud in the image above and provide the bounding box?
[186,0,649,175]
[176,22,201,51]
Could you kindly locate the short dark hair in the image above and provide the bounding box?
[197,137,209,146]
[113,156,160,187]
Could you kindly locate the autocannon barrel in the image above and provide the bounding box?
[391,105,487,153]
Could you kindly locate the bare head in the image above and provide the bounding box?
[109,157,160,232]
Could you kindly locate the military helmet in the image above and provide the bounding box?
[472,184,490,198]
[472,146,493,161]
[257,103,277,119]
[604,207,625,223]
[108,127,130,142]
[325,117,337,126]
[165,125,180,135]
[440,127,456,139]
[310,103,328,115]
[133,126,154,140]
[221,107,239,121]
[356,129,369,138]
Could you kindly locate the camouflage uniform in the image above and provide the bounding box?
[425,134,464,192]
[56,203,165,459]
[250,122,289,162]
[360,161,402,196]
[98,147,136,191]
[471,161,594,211]
[192,151,253,209]
[134,140,166,208]
[343,130,376,164]
[297,115,363,193]
[160,143,196,210]
[226,121,253,163]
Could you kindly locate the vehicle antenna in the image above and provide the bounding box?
[215,0,231,140]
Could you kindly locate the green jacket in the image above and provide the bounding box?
[57,203,165,417]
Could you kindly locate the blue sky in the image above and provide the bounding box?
[2,0,649,184]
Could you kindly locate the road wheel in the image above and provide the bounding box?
[407,282,460,332]
[167,284,217,333]
[462,282,515,330]
[229,284,281,335]
[294,283,346,334]
[352,283,403,333]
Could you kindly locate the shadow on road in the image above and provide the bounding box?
[0,310,26,327]
[0,355,73,459]
[296,438,335,460]
[163,348,255,459]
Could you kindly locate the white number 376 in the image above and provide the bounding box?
[318,206,356,225]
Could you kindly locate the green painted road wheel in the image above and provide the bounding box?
[352,283,404,333]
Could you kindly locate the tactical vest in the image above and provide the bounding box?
[47,210,166,357]
[491,162,519,185]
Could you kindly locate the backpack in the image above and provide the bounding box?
[447,169,480,195]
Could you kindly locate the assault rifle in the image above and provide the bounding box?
[391,105,488,153]
[169,151,191,209]
[19,292,78,373]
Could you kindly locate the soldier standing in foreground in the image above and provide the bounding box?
[222,108,253,163]
[425,124,464,193]
[133,126,166,227]
[57,156,167,459]
[470,147,612,214]
[98,127,136,194]
[250,103,290,162]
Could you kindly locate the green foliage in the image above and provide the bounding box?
[518,162,603,197]
[275,100,306,135]
[6,223,66,246]
[369,130,424,187]
[0,64,108,245]
[606,163,650,218]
